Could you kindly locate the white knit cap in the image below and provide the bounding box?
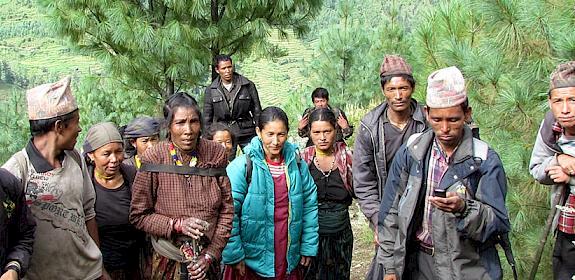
[426,66,467,108]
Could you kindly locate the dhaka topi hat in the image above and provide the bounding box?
[83,122,123,153]
[26,76,78,120]
[380,55,413,77]
[550,61,575,92]
[426,66,467,109]
[123,116,161,139]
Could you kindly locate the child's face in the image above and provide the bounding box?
[213,130,233,155]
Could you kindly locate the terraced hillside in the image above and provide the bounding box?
[0,0,100,88]
[240,34,316,107]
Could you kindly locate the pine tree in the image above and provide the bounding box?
[301,0,372,106]
[37,0,322,99]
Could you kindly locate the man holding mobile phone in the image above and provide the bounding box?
[377,66,511,280]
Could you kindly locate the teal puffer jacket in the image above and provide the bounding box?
[222,137,318,277]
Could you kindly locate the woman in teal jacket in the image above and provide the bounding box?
[223,106,319,279]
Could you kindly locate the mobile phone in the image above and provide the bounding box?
[434,189,447,198]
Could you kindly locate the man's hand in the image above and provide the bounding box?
[337,114,350,129]
[0,270,18,280]
[429,192,465,213]
[300,256,312,267]
[557,154,575,176]
[545,165,571,184]
[233,261,246,277]
[384,274,397,280]
[373,228,379,245]
[298,115,309,130]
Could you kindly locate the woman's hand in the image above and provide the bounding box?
[175,218,210,239]
[187,255,210,280]
[300,256,312,267]
[233,260,246,276]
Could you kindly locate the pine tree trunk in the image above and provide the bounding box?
[210,0,220,82]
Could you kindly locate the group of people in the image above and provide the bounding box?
[1,52,575,280]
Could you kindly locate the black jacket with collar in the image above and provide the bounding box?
[203,73,262,138]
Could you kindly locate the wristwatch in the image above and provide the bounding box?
[454,199,471,218]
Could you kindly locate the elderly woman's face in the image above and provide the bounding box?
[310,120,336,152]
[256,120,288,160]
[170,107,201,152]
[88,142,124,177]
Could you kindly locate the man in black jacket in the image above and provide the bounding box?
[204,54,262,154]
[0,168,35,280]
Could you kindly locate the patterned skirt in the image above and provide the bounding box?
[304,224,353,280]
[150,251,220,280]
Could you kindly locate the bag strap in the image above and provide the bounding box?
[140,163,227,177]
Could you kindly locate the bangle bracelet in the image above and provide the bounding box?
[4,261,20,276]
[203,254,213,266]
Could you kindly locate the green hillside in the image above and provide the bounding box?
[0,0,100,88]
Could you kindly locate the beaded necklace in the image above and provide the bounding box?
[169,143,198,167]
[314,153,336,178]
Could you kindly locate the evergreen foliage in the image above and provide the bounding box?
[37,0,322,99]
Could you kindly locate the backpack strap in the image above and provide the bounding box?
[472,138,488,161]
[140,164,227,177]
[245,155,253,186]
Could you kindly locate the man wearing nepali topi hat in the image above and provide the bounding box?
[2,77,107,280]
[378,66,511,280]
[529,61,575,280]
[353,55,428,279]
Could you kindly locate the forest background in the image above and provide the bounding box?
[1,0,574,279]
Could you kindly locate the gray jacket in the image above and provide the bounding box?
[379,128,511,280]
[529,111,571,230]
[353,99,427,228]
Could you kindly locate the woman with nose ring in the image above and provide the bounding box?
[83,122,145,279]
[300,108,354,280]
[222,106,318,279]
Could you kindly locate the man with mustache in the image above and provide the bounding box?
[529,61,575,280]
[204,54,262,159]
[378,66,510,280]
[353,55,428,279]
